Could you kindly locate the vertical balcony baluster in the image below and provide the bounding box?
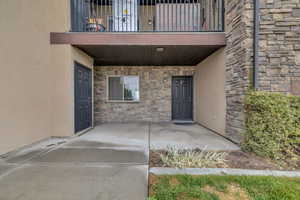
[71,0,224,32]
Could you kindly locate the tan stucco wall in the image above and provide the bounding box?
[194,48,226,135]
[0,0,93,155]
[50,47,93,139]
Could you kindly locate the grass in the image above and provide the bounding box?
[149,174,300,200]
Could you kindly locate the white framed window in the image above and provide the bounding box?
[107,75,140,102]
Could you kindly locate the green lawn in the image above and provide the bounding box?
[149,174,300,200]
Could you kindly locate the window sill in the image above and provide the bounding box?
[106,100,140,103]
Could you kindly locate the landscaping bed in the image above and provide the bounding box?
[150,150,299,171]
[149,174,300,200]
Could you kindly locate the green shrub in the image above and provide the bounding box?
[148,197,158,200]
[243,91,300,161]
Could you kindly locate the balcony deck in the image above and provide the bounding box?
[51,0,225,65]
[50,32,225,66]
[71,0,224,33]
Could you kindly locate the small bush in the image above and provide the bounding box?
[147,197,158,200]
[243,91,300,162]
[160,146,228,168]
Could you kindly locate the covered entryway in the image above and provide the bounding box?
[74,62,92,133]
[172,76,193,121]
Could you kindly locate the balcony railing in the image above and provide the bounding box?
[71,0,224,32]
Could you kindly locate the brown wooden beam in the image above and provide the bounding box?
[50,32,226,46]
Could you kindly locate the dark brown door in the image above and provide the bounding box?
[74,62,92,133]
[172,76,193,121]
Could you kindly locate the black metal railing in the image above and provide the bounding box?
[71,0,224,32]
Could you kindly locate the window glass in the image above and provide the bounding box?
[108,76,139,101]
[124,76,139,101]
[108,77,123,100]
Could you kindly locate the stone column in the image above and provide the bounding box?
[224,0,253,143]
[224,0,300,143]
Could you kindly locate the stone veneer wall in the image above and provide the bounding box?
[94,66,195,124]
[224,0,300,143]
[258,0,300,94]
[224,0,253,143]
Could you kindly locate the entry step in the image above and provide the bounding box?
[172,120,196,125]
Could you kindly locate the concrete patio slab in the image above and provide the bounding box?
[0,122,241,200]
[5,149,46,163]
[0,164,14,176]
[64,140,141,148]
[31,148,148,164]
[0,165,148,200]
[2,137,67,164]
[0,122,150,200]
[70,123,149,150]
[150,123,240,151]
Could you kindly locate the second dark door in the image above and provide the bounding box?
[74,62,92,133]
[172,76,193,121]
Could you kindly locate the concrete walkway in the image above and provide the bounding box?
[0,122,238,200]
[0,123,149,200]
[151,122,240,151]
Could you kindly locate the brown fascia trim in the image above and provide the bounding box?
[50,32,226,46]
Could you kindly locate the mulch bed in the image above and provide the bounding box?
[149,150,300,171]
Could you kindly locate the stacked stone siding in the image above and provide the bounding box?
[224,0,253,143]
[224,0,300,143]
[94,66,195,124]
[259,0,300,94]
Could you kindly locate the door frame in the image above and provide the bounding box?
[171,76,194,121]
[73,61,93,134]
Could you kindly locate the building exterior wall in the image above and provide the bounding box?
[224,0,253,143]
[195,48,226,135]
[258,0,300,94]
[1,0,299,154]
[50,47,94,139]
[94,66,195,124]
[0,0,93,155]
[0,0,69,155]
[224,0,300,143]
